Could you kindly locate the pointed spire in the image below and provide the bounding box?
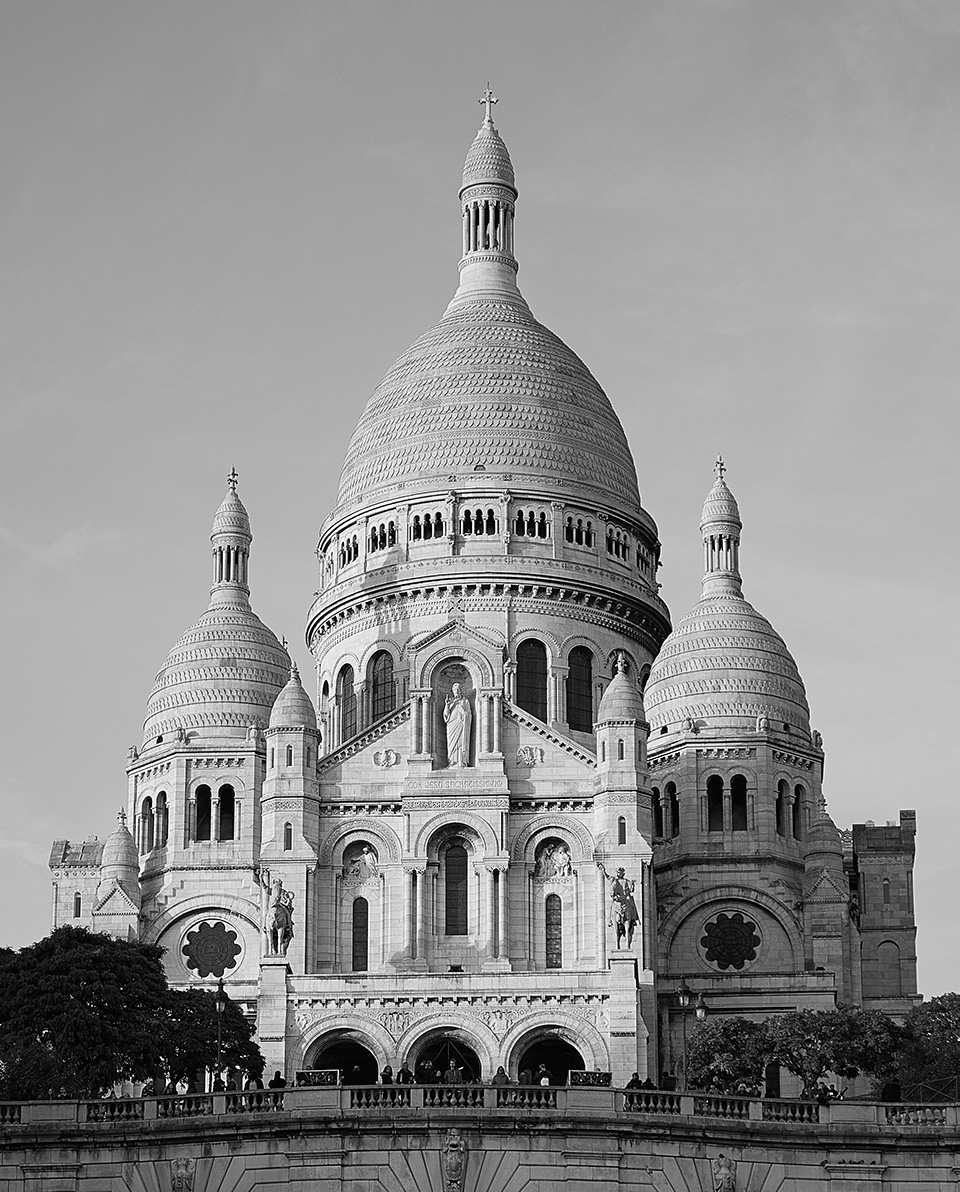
[210,474,253,606]
[700,457,743,596]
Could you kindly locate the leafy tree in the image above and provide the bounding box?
[0,926,263,1099]
[897,993,960,1094]
[686,1017,770,1094]
[766,1008,903,1098]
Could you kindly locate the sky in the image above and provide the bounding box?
[1,2,957,996]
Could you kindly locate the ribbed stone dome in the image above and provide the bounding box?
[212,488,252,537]
[461,120,515,192]
[335,297,641,512]
[143,601,290,744]
[100,816,139,875]
[597,657,645,722]
[645,593,810,735]
[269,664,318,731]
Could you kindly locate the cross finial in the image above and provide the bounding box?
[479,83,498,124]
[227,466,239,492]
[714,454,726,481]
[118,807,127,827]
[616,651,628,675]
[281,635,288,651]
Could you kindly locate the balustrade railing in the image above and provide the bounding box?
[350,1086,412,1109]
[693,1094,751,1120]
[85,1099,144,1123]
[496,1086,558,1109]
[157,1093,213,1119]
[623,1090,682,1115]
[423,1085,485,1109]
[885,1104,948,1126]
[761,1098,819,1124]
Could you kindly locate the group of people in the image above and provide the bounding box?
[363,1062,557,1087]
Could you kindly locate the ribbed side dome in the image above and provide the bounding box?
[461,120,516,192]
[335,298,641,512]
[142,600,290,744]
[212,488,251,537]
[100,818,139,874]
[645,593,810,735]
[269,664,318,731]
[597,656,645,722]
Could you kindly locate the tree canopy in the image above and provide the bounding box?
[897,993,960,1097]
[0,926,263,1099]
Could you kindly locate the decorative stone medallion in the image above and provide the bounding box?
[181,920,242,978]
[699,912,760,970]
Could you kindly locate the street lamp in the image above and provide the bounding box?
[214,978,228,1084]
[676,983,708,1089]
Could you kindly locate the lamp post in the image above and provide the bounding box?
[214,978,228,1084]
[677,981,708,1088]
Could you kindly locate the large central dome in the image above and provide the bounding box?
[336,297,641,512]
[332,112,641,521]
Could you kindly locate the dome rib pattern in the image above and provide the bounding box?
[336,299,640,512]
[461,122,515,192]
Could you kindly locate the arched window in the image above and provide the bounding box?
[876,941,902,996]
[776,780,788,836]
[538,512,548,538]
[882,877,891,905]
[141,796,154,853]
[337,665,357,741]
[545,894,562,969]
[617,817,627,845]
[485,509,496,535]
[707,775,724,833]
[516,639,548,722]
[668,781,680,838]
[793,784,804,839]
[73,892,82,918]
[218,784,235,841]
[566,646,593,732]
[370,651,395,720]
[652,787,663,837]
[412,515,422,541]
[352,897,369,972]
[156,792,168,847]
[445,844,468,936]
[433,512,444,537]
[283,822,293,851]
[195,785,211,841]
[617,738,625,761]
[731,774,748,831]
[306,746,312,767]
[285,744,293,767]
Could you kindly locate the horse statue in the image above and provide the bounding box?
[258,869,294,957]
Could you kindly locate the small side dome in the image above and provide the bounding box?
[804,800,843,856]
[100,812,139,875]
[460,118,516,194]
[269,662,318,731]
[597,655,645,723]
[700,465,742,533]
[212,484,252,540]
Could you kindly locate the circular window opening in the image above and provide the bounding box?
[699,912,760,971]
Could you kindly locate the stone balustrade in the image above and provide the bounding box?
[3,1090,959,1130]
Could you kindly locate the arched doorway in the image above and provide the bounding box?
[412,1035,482,1083]
[308,1037,378,1084]
[516,1036,585,1086]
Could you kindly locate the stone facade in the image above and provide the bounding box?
[49,105,919,1094]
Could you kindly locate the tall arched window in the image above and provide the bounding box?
[731,774,748,831]
[140,796,154,853]
[793,784,804,839]
[370,651,395,720]
[617,817,627,845]
[776,780,788,836]
[652,787,663,837]
[218,784,235,841]
[337,665,357,741]
[285,744,293,767]
[566,647,593,732]
[516,639,548,722]
[156,792,168,847]
[882,877,891,905]
[352,897,369,972]
[283,822,293,851]
[195,785,212,841]
[73,892,82,918]
[668,782,680,838]
[545,894,562,969]
[707,775,724,833]
[445,844,468,936]
[876,941,902,996]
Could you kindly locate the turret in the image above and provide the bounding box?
[93,810,141,941]
[261,662,321,858]
[210,466,253,607]
[595,653,654,851]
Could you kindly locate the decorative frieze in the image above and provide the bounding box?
[772,750,815,770]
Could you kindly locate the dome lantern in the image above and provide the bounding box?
[210,467,253,608]
[700,455,743,598]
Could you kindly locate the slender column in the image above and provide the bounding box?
[598,866,608,966]
[462,207,469,256]
[723,783,733,833]
[483,866,496,956]
[414,867,426,961]
[492,693,502,753]
[189,798,197,843]
[411,695,421,754]
[403,868,415,959]
[477,693,489,755]
[497,866,507,958]
[213,796,221,842]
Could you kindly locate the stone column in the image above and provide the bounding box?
[213,794,220,842]
[403,867,415,962]
[597,866,608,968]
[414,865,426,964]
[491,693,502,754]
[550,501,564,559]
[496,865,507,958]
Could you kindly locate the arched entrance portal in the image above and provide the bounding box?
[414,1035,481,1083]
[516,1036,585,1086]
[309,1038,378,1084]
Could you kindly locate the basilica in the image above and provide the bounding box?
[49,101,919,1090]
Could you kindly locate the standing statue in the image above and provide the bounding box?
[599,863,640,948]
[712,1154,737,1192]
[257,868,294,957]
[443,683,472,768]
[535,845,555,879]
[441,1129,467,1192]
[552,844,572,876]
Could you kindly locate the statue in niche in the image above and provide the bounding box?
[344,843,379,881]
[535,841,573,879]
[713,1154,737,1192]
[443,683,473,768]
[257,868,294,957]
[599,863,639,948]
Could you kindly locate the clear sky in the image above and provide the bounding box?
[1,2,957,995]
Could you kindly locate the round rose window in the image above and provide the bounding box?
[182,920,242,978]
[700,912,760,970]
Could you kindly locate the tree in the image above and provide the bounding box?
[897,993,960,1096]
[686,1017,770,1094]
[0,926,263,1099]
[766,1009,903,1098]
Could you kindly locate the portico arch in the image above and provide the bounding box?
[413,811,499,859]
[502,1014,609,1077]
[510,816,595,865]
[399,1018,498,1080]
